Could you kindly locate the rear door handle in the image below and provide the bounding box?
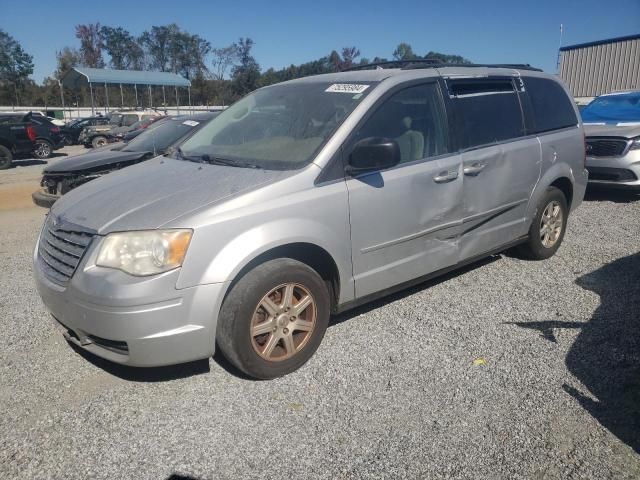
[433,169,459,183]
[463,162,486,176]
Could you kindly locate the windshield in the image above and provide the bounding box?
[581,92,640,124]
[122,117,204,153]
[178,81,377,169]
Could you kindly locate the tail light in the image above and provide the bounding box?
[50,126,60,134]
[26,125,37,142]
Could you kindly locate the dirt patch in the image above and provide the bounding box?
[0,181,40,211]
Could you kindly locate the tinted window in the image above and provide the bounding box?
[450,79,525,149]
[525,77,577,133]
[353,83,450,164]
[123,114,138,126]
[122,118,204,153]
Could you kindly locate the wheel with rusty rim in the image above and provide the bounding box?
[216,258,330,379]
[517,186,568,260]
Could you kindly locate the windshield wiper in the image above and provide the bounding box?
[175,148,260,169]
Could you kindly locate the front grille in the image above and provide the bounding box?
[38,215,95,285]
[586,138,629,157]
[587,167,638,182]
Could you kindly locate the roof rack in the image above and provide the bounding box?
[344,60,542,72]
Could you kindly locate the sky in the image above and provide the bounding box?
[1,0,639,83]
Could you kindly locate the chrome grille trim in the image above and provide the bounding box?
[38,215,95,285]
[586,137,631,157]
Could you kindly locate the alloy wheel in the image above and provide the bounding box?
[539,200,563,248]
[250,283,317,362]
[34,142,51,159]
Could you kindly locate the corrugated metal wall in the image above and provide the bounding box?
[559,37,640,97]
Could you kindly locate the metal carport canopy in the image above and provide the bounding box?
[61,67,191,88]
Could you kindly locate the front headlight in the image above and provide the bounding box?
[96,229,192,276]
[630,136,640,151]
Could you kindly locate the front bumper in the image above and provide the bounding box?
[33,234,226,367]
[585,150,640,189]
[32,189,59,208]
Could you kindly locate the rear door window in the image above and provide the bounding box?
[524,77,578,133]
[448,78,525,149]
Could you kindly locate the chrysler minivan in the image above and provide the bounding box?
[34,63,588,379]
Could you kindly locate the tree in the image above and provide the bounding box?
[231,37,260,96]
[0,29,34,105]
[339,47,360,70]
[423,51,472,65]
[55,47,80,80]
[140,24,176,72]
[100,26,144,70]
[75,23,104,68]
[141,24,210,78]
[393,42,417,61]
[211,45,238,80]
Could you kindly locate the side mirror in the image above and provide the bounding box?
[347,137,401,175]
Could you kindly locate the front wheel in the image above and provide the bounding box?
[216,258,330,379]
[33,140,53,159]
[91,136,107,148]
[516,186,568,260]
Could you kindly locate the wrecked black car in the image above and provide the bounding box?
[32,112,217,208]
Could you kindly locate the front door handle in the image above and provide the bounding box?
[433,169,459,183]
[463,162,486,176]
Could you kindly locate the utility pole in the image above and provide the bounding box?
[556,24,564,73]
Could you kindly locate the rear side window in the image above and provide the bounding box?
[123,115,138,126]
[524,77,578,133]
[449,78,525,149]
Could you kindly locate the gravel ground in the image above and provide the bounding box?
[0,175,639,479]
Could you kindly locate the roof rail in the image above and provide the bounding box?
[343,60,542,72]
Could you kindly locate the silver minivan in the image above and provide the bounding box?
[34,64,588,379]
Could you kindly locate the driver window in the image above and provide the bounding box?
[354,83,449,164]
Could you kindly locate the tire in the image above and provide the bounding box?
[0,145,12,170]
[216,258,330,379]
[33,140,53,159]
[91,136,107,148]
[517,186,568,260]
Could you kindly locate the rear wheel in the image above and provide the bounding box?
[216,258,330,379]
[517,186,568,260]
[33,140,52,159]
[91,136,107,148]
[0,145,12,170]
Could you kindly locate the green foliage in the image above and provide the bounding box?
[75,23,104,68]
[0,29,34,104]
[423,51,472,65]
[100,26,144,70]
[393,42,417,60]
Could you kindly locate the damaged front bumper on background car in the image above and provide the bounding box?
[32,170,111,208]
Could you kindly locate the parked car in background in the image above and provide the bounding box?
[0,113,36,169]
[79,110,162,148]
[60,116,110,145]
[33,64,587,379]
[122,116,172,142]
[582,91,640,189]
[116,115,166,141]
[0,112,63,159]
[32,113,217,207]
[5,110,65,126]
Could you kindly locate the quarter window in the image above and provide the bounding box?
[449,79,525,149]
[524,77,578,133]
[353,83,450,164]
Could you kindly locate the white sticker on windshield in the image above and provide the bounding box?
[182,120,200,126]
[325,84,370,94]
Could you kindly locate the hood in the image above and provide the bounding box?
[50,156,293,234]
[44,148,149,173]
[584,124,640,139]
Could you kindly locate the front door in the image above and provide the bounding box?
[345,82,463,299]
